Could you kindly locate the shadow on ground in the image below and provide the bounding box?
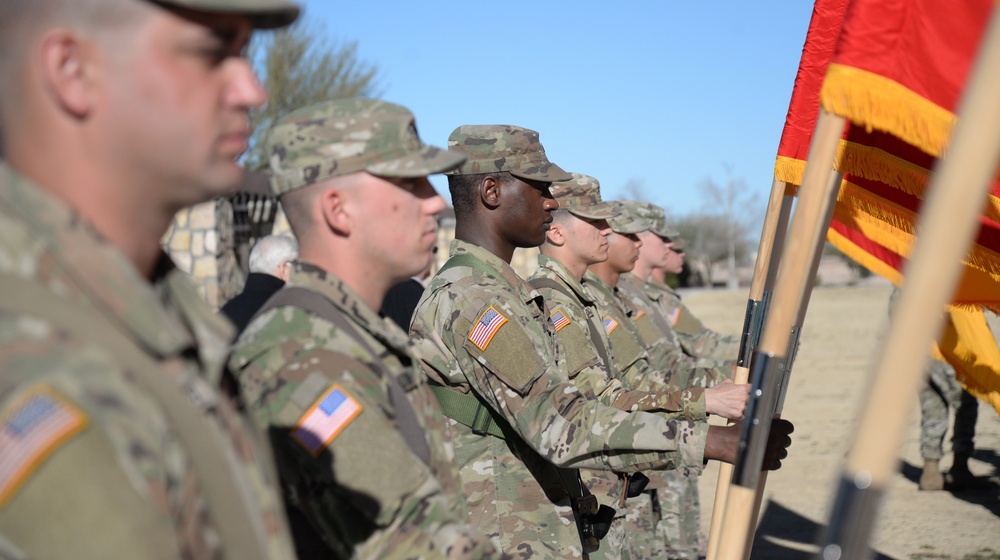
[749,500,896,559]
[898,454,1000,519]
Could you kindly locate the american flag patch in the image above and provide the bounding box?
[0,388,88,506]
[635,310,646,319]
[603,315,619,334]
[667,307,681,326]
[549,309,571,332]
[469,306,508,350]
[292,385,363,457]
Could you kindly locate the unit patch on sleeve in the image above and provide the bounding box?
[603,315,619,334]
[292,385,363,457]
[468,306,508,350]
[0,388,88,506]
[549,309,571,332]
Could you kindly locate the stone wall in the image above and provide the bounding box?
[162,199,243,309]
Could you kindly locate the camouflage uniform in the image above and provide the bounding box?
[647,281,740,363]
[919,359,977,461]
[525,175,702,560]
[229,99,502,559]
[410,126,708,559]
[0,165,297,559]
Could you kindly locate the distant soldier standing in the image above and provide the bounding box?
[0,0,301,558]
[228,99,504,560]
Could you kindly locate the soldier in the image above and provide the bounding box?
[409,125,790,558]
[528,175,751,559]
[584,201,741,560]
[0,1,300,559]
[228,99,504,560]
[646,225,741,362]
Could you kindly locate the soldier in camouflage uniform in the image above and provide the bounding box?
[646,229,740,362]
[527,174,717,560]
[228,99,504,559]
[410,125,789,559]
[0,1,301,559]
[584,202,747,559]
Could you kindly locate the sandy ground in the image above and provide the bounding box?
[682,284,1000,560]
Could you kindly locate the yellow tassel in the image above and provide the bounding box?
[821,64,956,158]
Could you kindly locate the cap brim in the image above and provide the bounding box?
[153,0,300,29]
[510,162,573,183]
[566,202,620,220]
[367,146,466,178]
[651,226,681,239]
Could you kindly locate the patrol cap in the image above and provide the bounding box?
[268,98,466,196]
[606,201,651,235]
[153,0,300,29]
[672,238,688,251]
[446,125,572,183]
[549,174,619,220]
[621,200,679,239]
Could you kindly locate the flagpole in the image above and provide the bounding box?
[715,108,846,560]
[738,186,837,559]
[816,10,1000,559]
[706,179,792,559]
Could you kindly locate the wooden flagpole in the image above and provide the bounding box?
[706,179,793,559]
[714,108,847,560]
[816,9,1000,559]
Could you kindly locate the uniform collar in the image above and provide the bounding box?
[537,254,596,305]
[450,239,539,304]
[0,164,232,374]
[286,260,412,353]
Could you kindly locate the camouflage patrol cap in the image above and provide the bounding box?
[446,125,572,183]
[268,98,466,195]
[671,238,688,251]
[549,174,619,220]
[620,201,680,238]
[606,201,651,234]
[152,0,299,28]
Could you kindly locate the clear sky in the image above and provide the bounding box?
[294,0,815,218]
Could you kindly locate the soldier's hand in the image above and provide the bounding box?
[762,418,794,471]
[704,379,750,420]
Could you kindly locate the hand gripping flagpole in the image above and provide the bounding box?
[816,9,1000,560]
[715,108,847,560]
[706,178,792,559]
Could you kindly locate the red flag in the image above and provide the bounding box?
[773,0,1000,413]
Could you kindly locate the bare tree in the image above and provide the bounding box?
[696,166,761,288]
[244,20,381,172]
[621,177,650,201]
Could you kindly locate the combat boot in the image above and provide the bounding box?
[919,459,944,491]
[947,453,975,491]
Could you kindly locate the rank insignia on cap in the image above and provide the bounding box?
[292,385,363,457]
[603,315,619,334]
[0,388,88,506]
[549,309,571,332]
[468,306,508,350]
[667,307,681,327]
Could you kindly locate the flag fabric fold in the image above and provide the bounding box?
[773,0,1000,414]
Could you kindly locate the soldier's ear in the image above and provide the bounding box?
[39,29,96,119]
[545,222,566,247]
[480,176,501,209]
[319,186,352,236]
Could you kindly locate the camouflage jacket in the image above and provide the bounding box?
[618,274,730,388]
[530,256,704,419]
[410,240,707,559]
[228,262,502,560]
[0,164,296,560]
[644,280,740,363]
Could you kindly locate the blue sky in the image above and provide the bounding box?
[294,1,815,219]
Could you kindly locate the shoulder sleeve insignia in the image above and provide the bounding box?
[667,307,681,327]
[548,309,571,332]
[0,388,88,506]
[603,315,619,334]
[468,306,508,350]
[635,309,646,320]
[291,385,363,457]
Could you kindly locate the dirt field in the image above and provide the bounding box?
[682,284,1000,560]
